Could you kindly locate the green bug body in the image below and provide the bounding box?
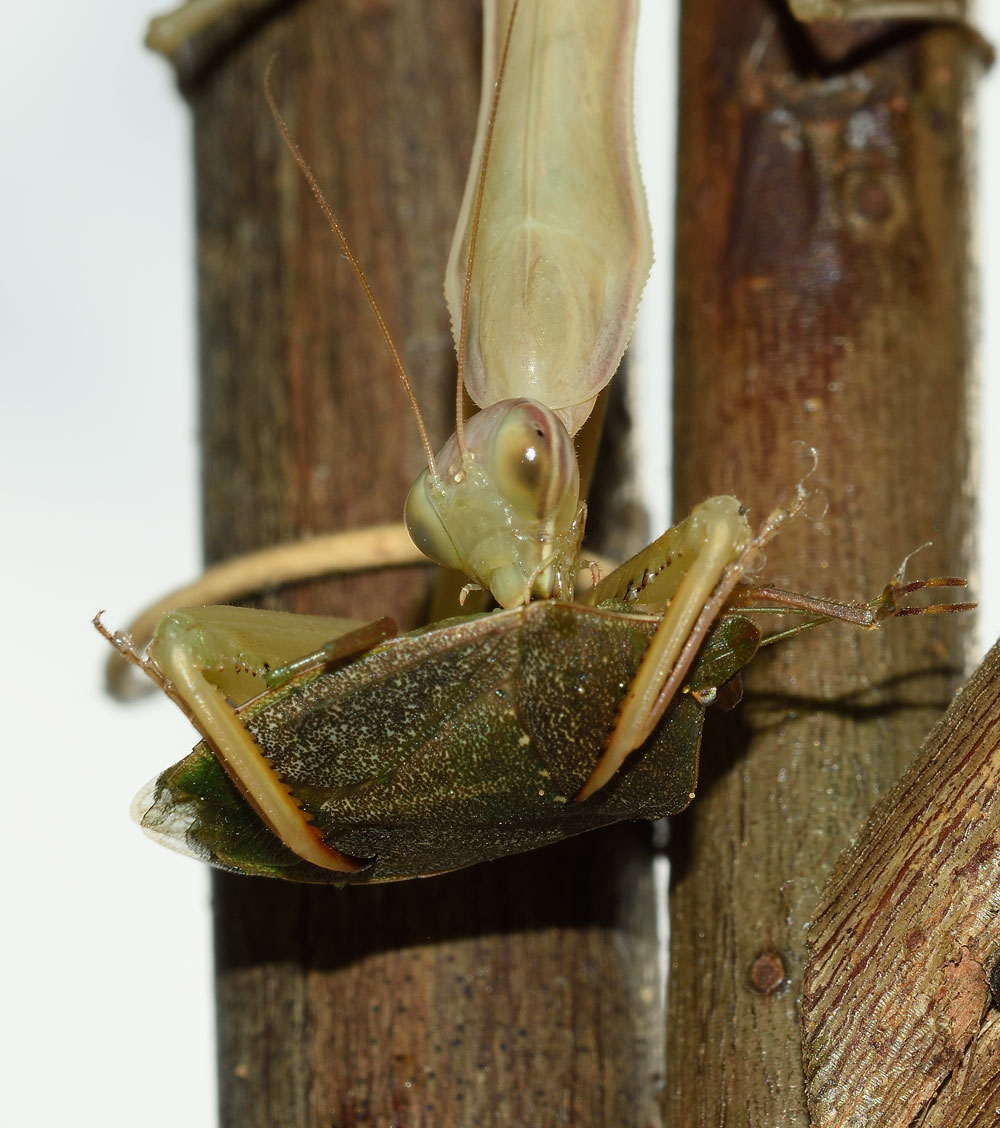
[135,602,760,884]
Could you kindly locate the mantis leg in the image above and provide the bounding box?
[99,606,396,872]
[104,524,420,698]
[575,486,970,801]
[576,496,754,800]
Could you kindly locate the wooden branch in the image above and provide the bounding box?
[803,639,1000,1126]
[667,1,976,1121]
[158,1,663,1122]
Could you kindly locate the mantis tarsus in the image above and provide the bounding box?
[100,0,972,882]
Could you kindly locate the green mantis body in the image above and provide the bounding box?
[103,0,971,884]
[404,0,651,608]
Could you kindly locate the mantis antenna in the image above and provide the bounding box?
[264,57,442,488]
[453,0,521,456]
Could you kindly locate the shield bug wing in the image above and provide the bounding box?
[133,602,763,884]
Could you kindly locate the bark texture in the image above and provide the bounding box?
[667,4,976,1124]
[165,1,662,1124]
[803,640,1000,1126]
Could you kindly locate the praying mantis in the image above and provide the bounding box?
[100,0,971,884]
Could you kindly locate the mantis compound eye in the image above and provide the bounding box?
[490,400,577,524]
[403,399,583,607]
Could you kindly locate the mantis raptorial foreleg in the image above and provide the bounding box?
[577,490,975,802]
[577,497,754,799]
[103,524,423,698]
[98,606,395,873]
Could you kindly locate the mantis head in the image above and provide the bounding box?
[404,397,584,608]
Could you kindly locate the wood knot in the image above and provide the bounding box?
[844,170,907,242]
[749,949,786,995]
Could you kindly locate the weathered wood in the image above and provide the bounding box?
[162,1,662,1123]
[803,640,1000,1126]
[667,3,975,1123]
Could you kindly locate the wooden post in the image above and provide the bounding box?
[156,1,662,1122]
[667,4,976,1122]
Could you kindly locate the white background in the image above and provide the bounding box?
[3,3,998,1125]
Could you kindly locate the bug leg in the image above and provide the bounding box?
[731,576,974,633]
[459,581,485,606]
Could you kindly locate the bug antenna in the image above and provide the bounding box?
[264,56,441,486]
[454,0,520,455]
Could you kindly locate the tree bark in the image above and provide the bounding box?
[161,1,662,1123]
[667,4,976,1124]
[803,638,1000,1125]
